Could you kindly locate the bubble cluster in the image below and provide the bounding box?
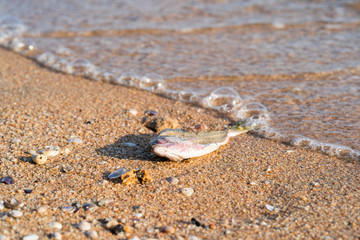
[116,72,141,87]
[139,73,164,92]
[203,87,243,112]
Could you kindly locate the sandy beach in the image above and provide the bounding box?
[0,48,359,239]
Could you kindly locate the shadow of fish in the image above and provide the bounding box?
[150,121,252,161]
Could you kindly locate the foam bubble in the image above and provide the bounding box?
[237,102,268,119]
[140,73,164,92]
[36,52,57,66]
[53,59,73,74]
[116,72,141,87]
[203,87,243,112]
[0,15,26,35]
[71,59,95,76]
[179,90,195,102]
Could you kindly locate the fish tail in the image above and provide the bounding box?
[228,120,252,137]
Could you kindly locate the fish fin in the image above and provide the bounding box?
[228,120,252,137]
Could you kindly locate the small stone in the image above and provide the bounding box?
[123,225,133,234]
[122,142,137,147]
[128,109,138,115]
[96,199,112,207]
[209,224,216,229]
[0,201,4,210]
[22,234,39,240]
[108,168,128,180]
[60,164,73,173]
[51,232,62,240]
[85,230,98,239]
[105,219,118,230]
[143,116,179,132]
[29,150,37,155]
[265,204,275,212]
[133,213,143,218]
[12,138,21,143]
[37,206,48,215]
[189,236,200,240]
[24,189,33,194]
[159,226,175,234]
[78,221,91,231]
[48,222,62,230]
[83,203,98,212]
[109,224,124,235]
[165,177,179,185]
[9,210,23,218]
[4,198,19,209]
[249,181,257,185]
[194,124,208,131]
[181,188,194,197]
[67,137,83,144]
[38,146,60,157]
[1,176,14,184]
[0,235,8,240]
[121,169,138,185]
[191,218,205,227]
[136,169,151,184]
[60,206,75,213]
[62,148,71,155]
[32,154,47,165]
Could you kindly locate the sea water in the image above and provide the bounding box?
[0,0,359,160]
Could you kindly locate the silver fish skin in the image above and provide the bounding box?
[151,123,250,162]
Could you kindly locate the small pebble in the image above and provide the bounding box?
[105,219,118,230]
[0,201,4,210]
[78,221,91,231]
[122,142,137,147]
[62,148,71,155]
[133,213,143,218]
[51,232,62,240]
[189,236,200,240]
[123,225,133,234]
[24,189,33,194]
[60,206,75,213]
[22,234,39,240]
[128,109,138,115]
[9,210,23,218]
[38,147,60,157]
[265,204,275,212]
[29,150,37,155]
[4,198,19,209]
[1,176,14,184]
[108,168,128,180]
[83,203,98,212]
[109,224,124,235]
[67,137,83,144]
[48,222,62,230]
[165,177,179,185]
[12,138,21,143]
[60,164,73,173]
[181,188,194,197]
[85,230,98,239]
[159,226,175,234]
[0,235,8,240]
[32,154,47,165]
[37,206,48,215]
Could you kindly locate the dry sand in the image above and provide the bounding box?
[0,48,359,239]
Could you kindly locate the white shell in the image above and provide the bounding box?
[181,188,194,197]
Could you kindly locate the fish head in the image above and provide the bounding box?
[151,136,186,162]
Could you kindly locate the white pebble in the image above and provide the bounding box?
[9,210,23,218]
[85,230,98,239]
[38,147,59,157]
[0,235,8,240]
[78,221,91,231]
[189,236,200,240]
[133,213,143,218]
[62,148,71,155]
[22,234,39,240]
[51,232,62,240]
[48,222,62,230]
[37,206,48,215]
[67,137,83,144]
[29,150,37,155]
[265,204,275,212]
[32,154,47,165]
[128,109,138,115]
[181,188,194,197]
[108,168,128,179]
[0,201,4,210]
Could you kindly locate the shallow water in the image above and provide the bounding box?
[1,0,359,160]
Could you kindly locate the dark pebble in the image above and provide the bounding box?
[144,110,158,116]
[24,189,33,194]
[110,224,124,235]
[86,120,92,124]
[1,176,14,184]
[191,218,205,228]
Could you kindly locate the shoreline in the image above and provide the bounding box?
[0,48,359,239]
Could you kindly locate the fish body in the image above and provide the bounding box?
[151,122,250,161]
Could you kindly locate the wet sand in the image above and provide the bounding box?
[0,48,359,239]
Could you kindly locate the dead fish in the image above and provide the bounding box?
[150,121,252,161]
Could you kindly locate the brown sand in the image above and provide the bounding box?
[0,48,359,239]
